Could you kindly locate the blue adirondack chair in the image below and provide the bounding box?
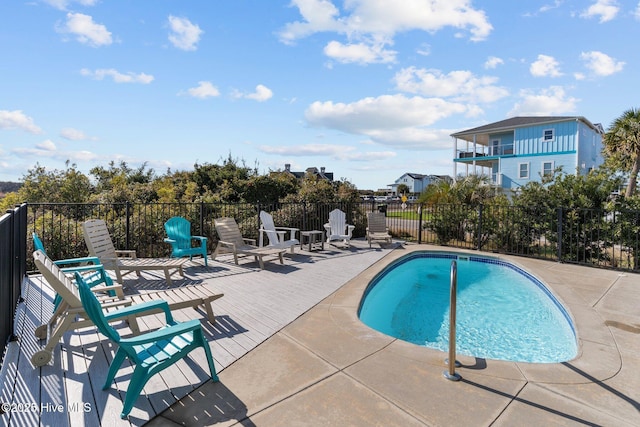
[75,271,219,419]
[164,216,208,266]
[33,232,115,308]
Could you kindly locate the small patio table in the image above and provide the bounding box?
[299,230,324,251]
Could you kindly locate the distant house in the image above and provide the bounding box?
[451,116,604,193]
[283,164,333,181]
[388,173,452,195]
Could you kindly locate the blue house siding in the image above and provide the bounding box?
[500,153,577,189]
[514,121,577,155]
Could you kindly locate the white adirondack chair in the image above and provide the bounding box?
[324,209,355,247]
[258,211,299,253]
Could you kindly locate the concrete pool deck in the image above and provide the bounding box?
[150,244,640,426]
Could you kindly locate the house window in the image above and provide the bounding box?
[542,161,554,177]
[543,129,554,142]
[519,163,529,179]
[491,139,500,155]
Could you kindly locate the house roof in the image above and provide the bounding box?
[451,116,602,144]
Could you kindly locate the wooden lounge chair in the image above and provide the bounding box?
[212,217,285,269]
[324,209,355,247]
[32,250,224,367]
[126,285,223,326]
[33,232,117,308]
[75,271,218,419]
[83,219,187,285]
[31,249,139,367]
[164,216,208,266]
[258,210,299,253]
[366,211,392,247]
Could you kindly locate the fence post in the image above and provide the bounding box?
[418,204,423,244]
[125,201,131,250]
[199,201,204,235]
[477,204,484,251]
[556,207,563,262]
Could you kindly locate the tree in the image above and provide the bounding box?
[396,183,409,195]
[602,108,640,197]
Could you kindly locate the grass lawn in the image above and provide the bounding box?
[386,209,422,220]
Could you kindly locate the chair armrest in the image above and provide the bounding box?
[242,237,257,245]
[164,238,177,244]
[54,256,101,267]
[104,299,174,324]
[275,227,299,240]
[120,319,201,346]
[64,264,107,274]
[192,236,207,242]
[115,250,137,259]
[90,283,124,298]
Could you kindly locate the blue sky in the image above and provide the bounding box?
[1,0,638,191]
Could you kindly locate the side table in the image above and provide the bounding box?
[300,230,324,251]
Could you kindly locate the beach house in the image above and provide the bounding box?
[451,116,604,193]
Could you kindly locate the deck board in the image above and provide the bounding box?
[0,240,395,426]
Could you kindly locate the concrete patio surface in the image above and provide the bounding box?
[149,245,640,426]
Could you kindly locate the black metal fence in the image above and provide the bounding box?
[2,200,639,365]
[22,201,640,272]
[0,204,27,355]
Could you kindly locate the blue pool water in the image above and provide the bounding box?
[358,252,577,363]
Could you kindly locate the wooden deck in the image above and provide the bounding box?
[0,240,396,426]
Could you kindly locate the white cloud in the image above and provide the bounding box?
[393,67,509,103]
[635,2,640,20]
[305,94,469,149]
[12,139,99,162]
[279,0,492,64]
[42,0,99,10]
[538,0,563,14]
[580,0,619,23]
[168,16,203,51]
[484,56,503,69]
[80,68,154,83]
[416,43,431,56]
[509,86,579,116]
[234,84,273,102]
[183,81,220,99]
[580,51,624,76]
[530,54,563,77]
[258,143,396,161]
[37,140,57,151]
[56,13,112,47]
[323,40,396,64]
[0,110,43,134]
[60,127,94,140]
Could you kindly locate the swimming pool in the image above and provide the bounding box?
[358,252,577,363]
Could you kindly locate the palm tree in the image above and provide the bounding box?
[603,108,640,197]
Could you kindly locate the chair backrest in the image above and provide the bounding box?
[259,211,280,246]
[75,271,121,343]
[164,216,193,249]
[367,212,387,233]
[328,209,347,234]
[33,232,46,254]
[214,217,245,245]
[33,250,83,309]
[83,219,118,267]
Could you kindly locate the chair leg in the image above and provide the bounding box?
[121,366,151,418]
[196,329,218,381]
[104,349,127,390]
